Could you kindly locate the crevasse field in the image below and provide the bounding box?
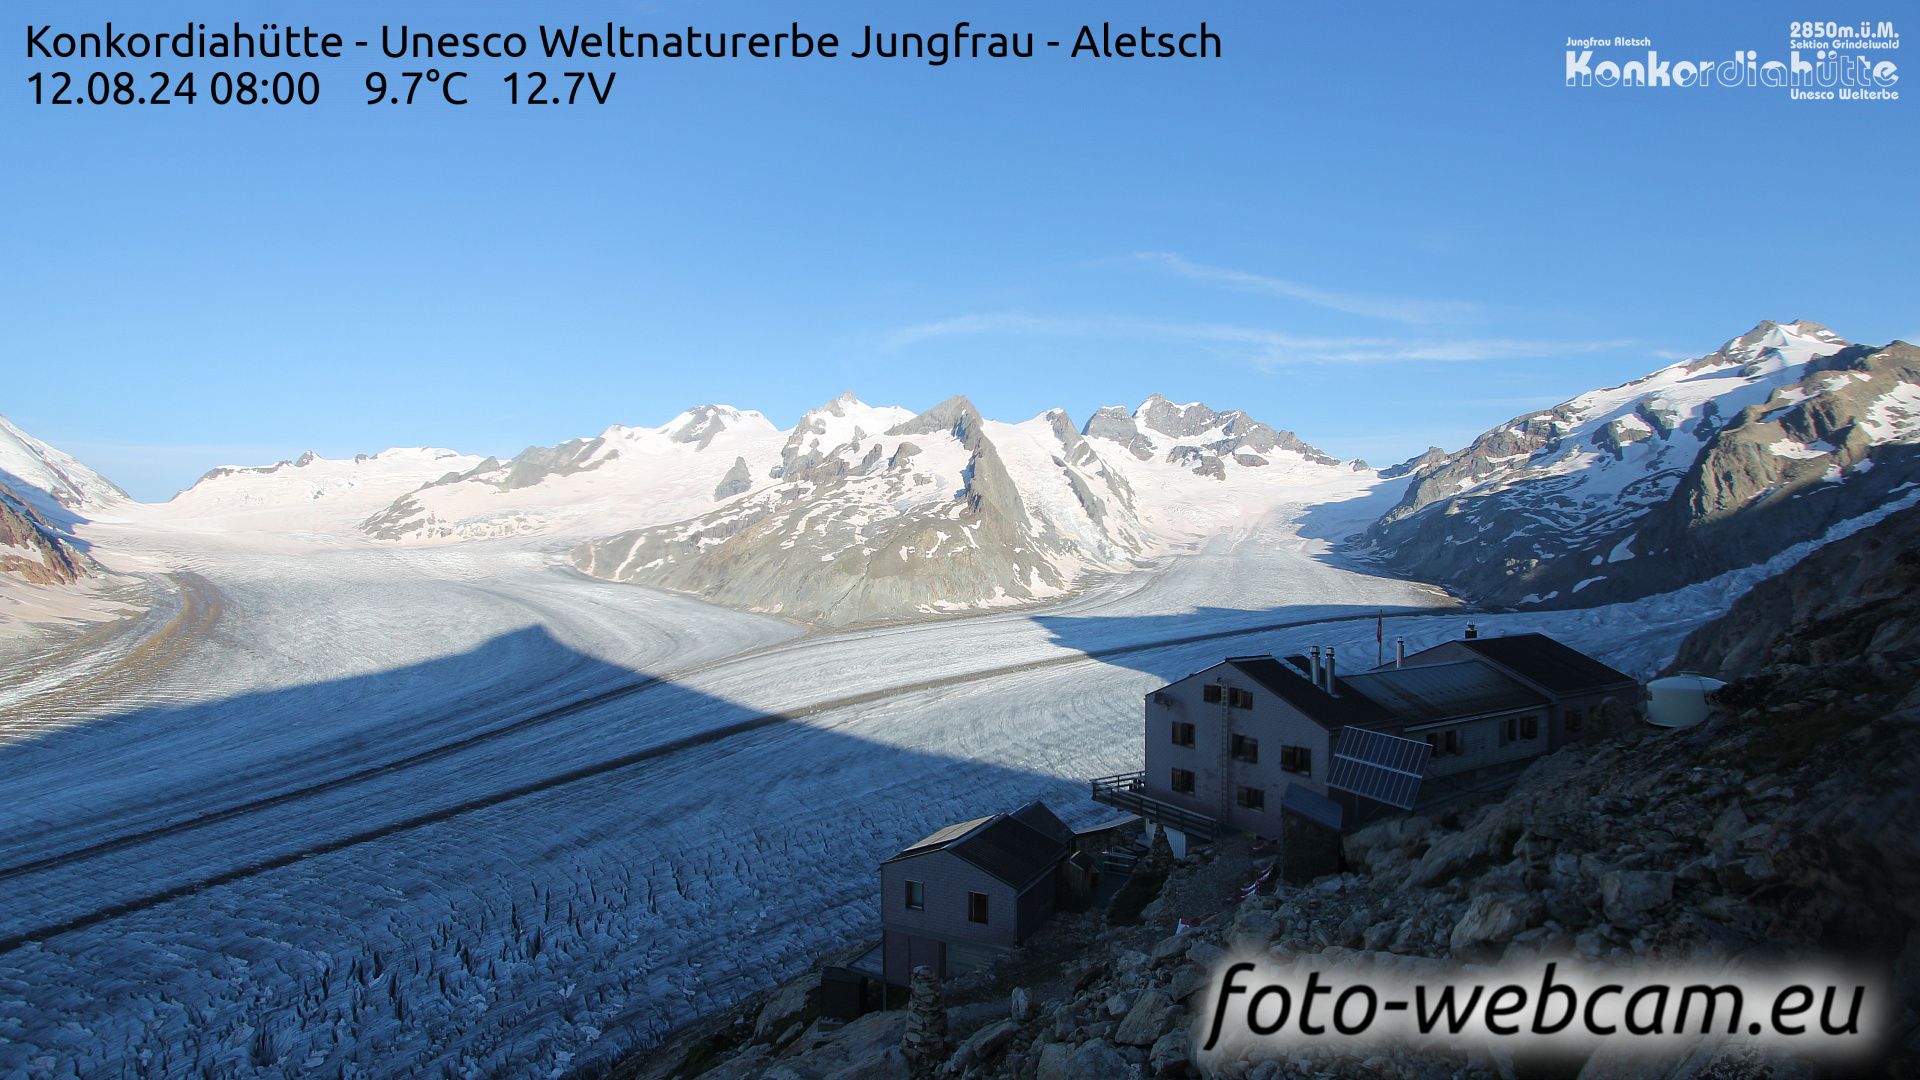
[0,479,1804,1078]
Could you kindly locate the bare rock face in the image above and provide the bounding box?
[0,480,94,585]
[712,457,753,501]
[1363,321,1920,610]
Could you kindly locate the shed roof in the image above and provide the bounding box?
[1340,660,1547,723]
[884,802,1072,890]
[1454,633,1637,695]
[1010,800,1074,846]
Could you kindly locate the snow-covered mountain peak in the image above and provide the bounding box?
[1366,320,1918,611]
[166,447,486,532]
[889,395,987,444]
[0,413,128,520]
[1081,396,1346,475]
[663,404,773,449]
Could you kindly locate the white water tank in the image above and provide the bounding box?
[1646,673,1726,729]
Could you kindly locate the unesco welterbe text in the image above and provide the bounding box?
[26,20,1224,66]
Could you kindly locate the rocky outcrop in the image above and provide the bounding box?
[1669,501,1920,680]
[1362,321,1920,610]
[0,480,93,585]
[712,457,754,500]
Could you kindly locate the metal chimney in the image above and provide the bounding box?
[1465,623,1478,640]
[1309,645,1321,684]
[1325,647,1337,695]
[1395,637,1405,668]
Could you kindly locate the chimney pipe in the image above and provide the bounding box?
[1465,623,1478,640]
[1395,637,1405,668]
[1325,647,1337,695]
[1309,645,1321,684]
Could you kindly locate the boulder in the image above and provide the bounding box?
[1148,1029,1190,1075]
[1114,990,1173,1047]
[1063,1040,1137,1079]
[1705,803,1749,849]
[1035,1041,1074,1080]
[754,977,816,1040]
[1407,824,1500,887]
[1449,892,1544,954]
[1185,940,1225,969]
[1011,986,1034,1023]
[1601,870,1675,929]
[949,1019,1020,1072]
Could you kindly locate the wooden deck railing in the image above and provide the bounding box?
[1089,771,1217,842]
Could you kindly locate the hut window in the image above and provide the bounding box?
[904,880,925,911]
[1231,734,1258,763]
[1171,721,1195,747]
[1171,768,1195,794]
[967,892,989,924]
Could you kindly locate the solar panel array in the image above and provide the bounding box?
[1327,727,1431,810]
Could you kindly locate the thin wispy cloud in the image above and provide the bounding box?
[1133,252,1480,326]
[878,310,1636,367]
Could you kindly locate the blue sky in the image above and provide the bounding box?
[5,0,1915,500]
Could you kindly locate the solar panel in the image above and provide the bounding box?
[1327,727,1431,810]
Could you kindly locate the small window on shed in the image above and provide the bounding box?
[1568,709,1583,734]
[904,880,925,911]
[967,891,989,924]
[1521,715,1539,740]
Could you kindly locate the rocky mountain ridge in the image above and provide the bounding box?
[567,393,1365,627]
[1362,321,1920,611]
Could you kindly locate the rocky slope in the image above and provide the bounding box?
[0,479,94,585]
[1363,321,1920,610]
[1668,500,1920,681]
[0,414,121,588]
